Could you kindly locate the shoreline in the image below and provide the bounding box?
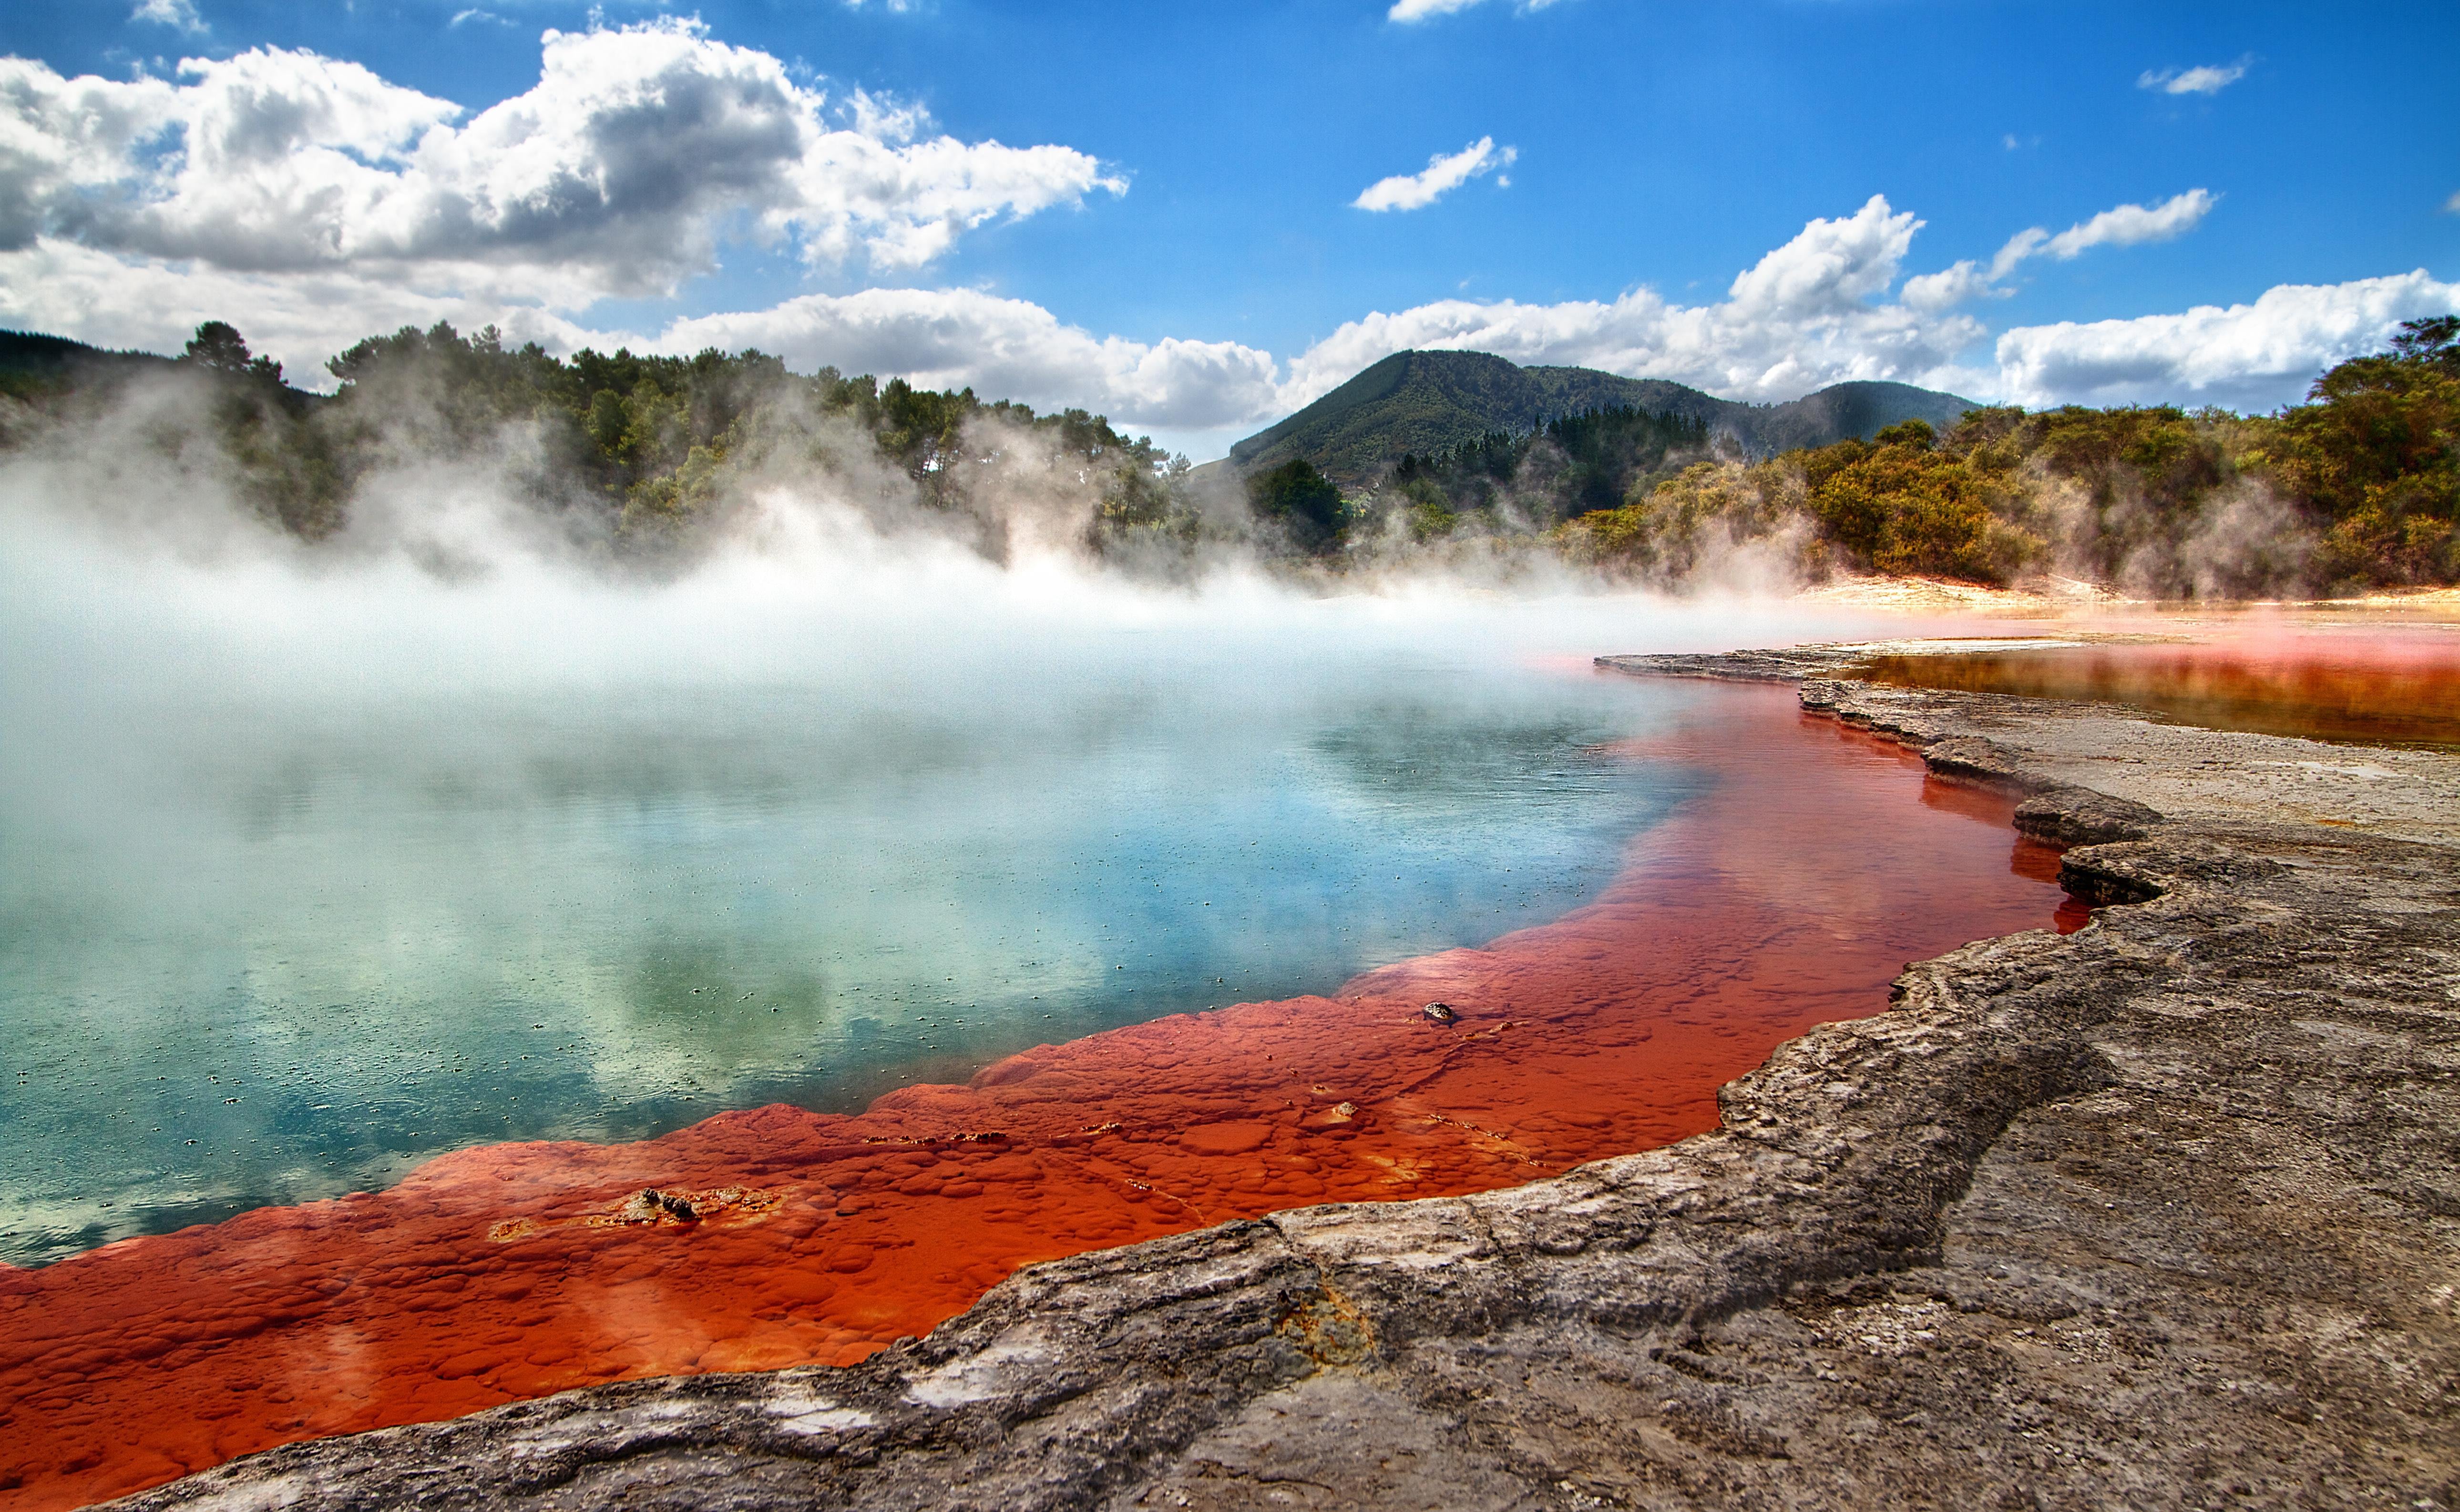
[86,645,2460,1509]
[0,682,2069,1510]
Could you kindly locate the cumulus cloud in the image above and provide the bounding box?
[1897,191,2219,313]
[656,288,1282,431]
[0,18,1120,303]
[1352,137,1516,213]
[1283,195,1983,408]
[5,174,2448,451]
[0,237,610,378]
[2138,60,2249,96]
[1991,270,2460,409]
[129,0,207,33]
[639,197,2006,430]
[1268,196,2449,422]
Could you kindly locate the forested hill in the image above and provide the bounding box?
[0,329,177,394]
[1223,349,1977,487]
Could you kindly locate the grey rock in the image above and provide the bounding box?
[116,647,2460,1512]
[1917,735,2035,787]
[2013,785,2164,846]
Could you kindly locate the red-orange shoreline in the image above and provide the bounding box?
[0,686,2076,1510]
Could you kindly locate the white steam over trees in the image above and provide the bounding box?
[2,315,2453,595]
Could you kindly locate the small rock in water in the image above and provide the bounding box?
[626,1188,700,1225]
[1421,1002,1458,1023]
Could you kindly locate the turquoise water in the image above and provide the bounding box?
[0,641,1711,1266]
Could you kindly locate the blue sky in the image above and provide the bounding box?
[3,0,2454,457]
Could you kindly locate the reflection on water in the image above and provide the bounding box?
[0,666,1701,1264]
[1855,632,2460,748]
[0,682,2078,1512]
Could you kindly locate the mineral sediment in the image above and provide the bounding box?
[109,648,2460,1511]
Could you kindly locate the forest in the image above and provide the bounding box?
[2,315,2453,595]
[0,319,1199,570]
[1558,317,2460,596]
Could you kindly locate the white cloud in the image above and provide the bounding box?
[4,187,2449,455]
[0,241,1278,433]
[1900,261,1999,312]
[1269,196,2450,422]
[2138,60,2248,96]
[1723,194,1918,317]
[1352,137,1516,213]
[2039,189,2215,258]
[1387,0,1566,21]
[2445,189,2460,214]
[0,238,609,381]
[656,289,1282,431]
[1901,191,2219,313]
[1283,195,1985,409]
[0,18,1120,303]
[130,0,207,33]
[1990,271,2460,409]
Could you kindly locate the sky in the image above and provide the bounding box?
[2,0,2455,460]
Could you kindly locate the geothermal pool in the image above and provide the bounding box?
[0,521,2088,1509]
[1855,621,2460,748]
[0,664,2081,1510]
[0,659,1710,1267]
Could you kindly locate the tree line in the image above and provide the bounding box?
[1557,317,2460,595]
[1,319,1200,566]
[5,314,2454,594]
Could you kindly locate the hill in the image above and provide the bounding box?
[0,329,176,392]
[1222,349,1978,487]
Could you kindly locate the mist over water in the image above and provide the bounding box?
[0,458,1879,1266]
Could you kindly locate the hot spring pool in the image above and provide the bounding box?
[0,653,1714,1265]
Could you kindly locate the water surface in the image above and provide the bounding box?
[1855,630,2460,748]
[1,647,1708,1265]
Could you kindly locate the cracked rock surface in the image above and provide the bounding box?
[116,652,2460,1512]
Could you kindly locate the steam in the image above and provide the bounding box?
[3,377,1934,1261]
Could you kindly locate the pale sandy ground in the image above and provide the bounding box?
[1794,572,2122,616]
[1797,573,2460,623]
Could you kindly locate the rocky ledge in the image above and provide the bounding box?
[118,650,2459,1511]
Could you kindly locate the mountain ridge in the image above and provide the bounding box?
[1223,350,1981,488]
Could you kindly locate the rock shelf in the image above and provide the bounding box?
[92,653,2460,1509]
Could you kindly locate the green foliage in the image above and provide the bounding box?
[2268,317,2460,584]
[62,317,1196,561]
[1556,459,1798,578]
[12,316,2455,595]
[1566,320,2460,594]
[1382,404,1711,530]
[1247,457,1346,553]
[1803,435,2037,582]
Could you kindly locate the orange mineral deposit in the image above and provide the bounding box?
[0,684,2075,1510]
